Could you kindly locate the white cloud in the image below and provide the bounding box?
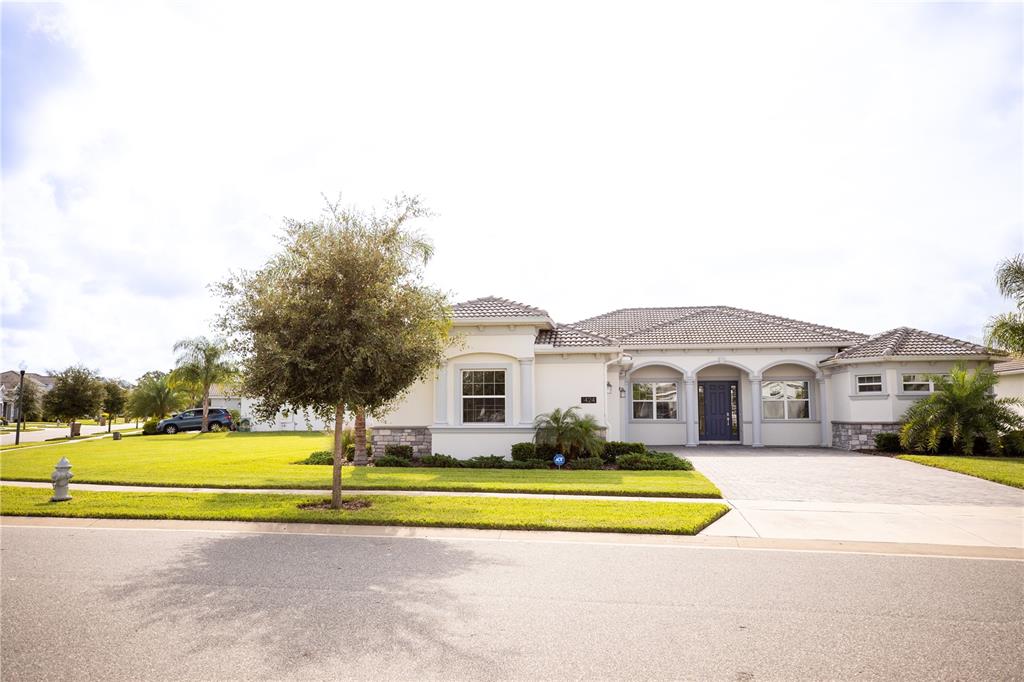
[2,1,1021,378]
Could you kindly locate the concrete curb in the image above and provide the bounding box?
[2,515,1021,560]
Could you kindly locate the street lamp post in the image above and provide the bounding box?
[14,369,25,445]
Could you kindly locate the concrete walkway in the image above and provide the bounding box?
[674,446,1024,549]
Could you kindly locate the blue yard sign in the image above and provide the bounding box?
[553,453,566,468]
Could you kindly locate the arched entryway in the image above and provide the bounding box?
[694,362,751,444]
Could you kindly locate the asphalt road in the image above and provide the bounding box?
[0,421,138,445]
[2,525,1022,681]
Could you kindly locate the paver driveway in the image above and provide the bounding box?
[679,446,1024,506]
[667,446,1024,548]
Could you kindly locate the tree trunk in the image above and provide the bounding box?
[331,402,345,509]
[201,390,210,432]
[108,415,112,433]
[354,407,368,466]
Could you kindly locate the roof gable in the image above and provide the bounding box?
[452,296,551,321]
[830,327,1001,360]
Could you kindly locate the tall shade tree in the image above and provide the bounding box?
[170,337,237,432]
[217,194,452,508]
[102,380,128,432]
[986,253,1024,356]
[899,364,1024,455]
[42,366,105,437]
[128,374,186,419]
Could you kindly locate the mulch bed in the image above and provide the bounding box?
[298,499,372,511]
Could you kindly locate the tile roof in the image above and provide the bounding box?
[994,358,1024,373]
[452,296,551,320]
[830,327,1001,360]
[536,326,617,347]
[566,306,866,346]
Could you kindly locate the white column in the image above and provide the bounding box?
[620,370,629,441]
[519,358,534,425]
[750,375,763,448]
[684,377,698,447]
[433,362,447,425]
[817,376,830,447]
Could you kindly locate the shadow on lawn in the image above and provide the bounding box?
[104,530,511,678]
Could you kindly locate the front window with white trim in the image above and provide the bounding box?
[632,382,678,420]
[462,370,506,423]
[762,380,810,420]
[900,373,948,394]
[855,374,883,393]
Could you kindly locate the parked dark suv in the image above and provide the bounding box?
[157,408,234,434]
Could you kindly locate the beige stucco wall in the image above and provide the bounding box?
[996,372,1024,417]
[827,360,990,424]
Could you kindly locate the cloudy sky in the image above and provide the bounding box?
[2,1,1021,381]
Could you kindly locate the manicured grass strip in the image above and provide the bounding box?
[898,455,1024,490]
[0,486,730,535]
[0,432,721,498]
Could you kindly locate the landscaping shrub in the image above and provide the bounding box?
[616,451,693,471]
[534,443,558,461]
[374,454,413,467]
[384,445,414,459]
[464,455,508,468]
[344,443,370,462]
[1002,431,1024,457]
[502,459,550,469]
[299,450,334,465]
[419,453,463,468]
[142,419,159,435]
[568,456,604,470]
[602,441,646,462]
[510,442,536,461]
[874,432,902,453]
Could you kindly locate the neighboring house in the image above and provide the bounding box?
[239,397,330,432]
[0,371,55,422]
[995,358,1024,417]
[371,297,1005,458]
[207,383,243,412]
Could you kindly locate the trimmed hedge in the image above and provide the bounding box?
[298,450,334,465]
[510,442,536,461]
[384,445,414,459]
[142,419,160,436]
[375,454,413,467]
[1002,431,1024,457]
[464,455,508,469]
[874,432,901,453]
[419,453,463,468]
[602,441,647,462]
[568,457,605,470]
[617,452,693,471]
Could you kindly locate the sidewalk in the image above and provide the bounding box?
[3,480,1021,549]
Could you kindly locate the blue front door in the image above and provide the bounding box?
[700,381,739,441]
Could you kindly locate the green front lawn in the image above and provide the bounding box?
[898,455,1024,489]
[0,432,721,498]
[0,486,729,535]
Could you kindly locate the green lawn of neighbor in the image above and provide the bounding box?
[0,486,729,535]
[0,432,721,498]
[898,455,1024,490]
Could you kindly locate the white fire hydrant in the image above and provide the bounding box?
[51,457,73,502]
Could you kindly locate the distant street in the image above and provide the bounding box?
[0,421,138,446]
[2,523,1022,681]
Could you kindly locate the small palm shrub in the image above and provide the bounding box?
[533,407,604,459]
[1002,431,1024,457]
[874,432,902,453]
[900,364,1024,455]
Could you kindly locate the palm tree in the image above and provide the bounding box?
[986,253,1024,356]
[353,406,369,465]
[170,337,237,432]
[533,406,604,458]
[899,364,1024,455]
[128,375,186,419]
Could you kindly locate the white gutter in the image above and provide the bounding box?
[602,353,633,429]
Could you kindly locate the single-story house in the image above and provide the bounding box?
[371,297,1005,458]
[0,371,55,422]
[995,358,1024,417]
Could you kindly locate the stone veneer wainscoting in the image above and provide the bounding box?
[371,427,432,459]
[831,421,901,451]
